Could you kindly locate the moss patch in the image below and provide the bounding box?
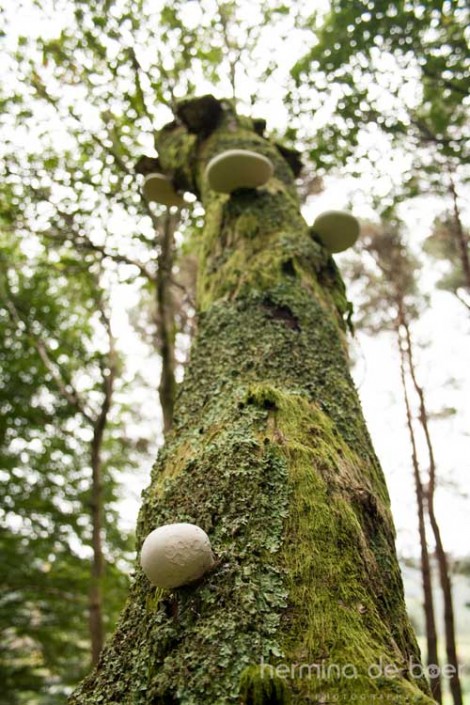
[239,664,291,705]
[71,391,291,705]
[245,383,433,704]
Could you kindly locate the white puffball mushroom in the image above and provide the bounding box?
[312,210,360,253]
[140,523,215,589]
[205,149,274,194]
[143,173,185,207]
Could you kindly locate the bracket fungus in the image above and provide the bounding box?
[205,149,274,193]
[311,210,360,253]
[143,173,185,207]
[140,523,215,589]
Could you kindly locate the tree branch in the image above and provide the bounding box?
[1,281,94,425]
[44,212,157,283]
[422,66,468,97]
[216,0,240,101]
[128,46,155,125]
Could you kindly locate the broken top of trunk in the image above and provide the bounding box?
[153,95,302,202]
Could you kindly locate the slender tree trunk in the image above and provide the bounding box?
[448,175,470,293]
[400,312,463,705]
[156,212,177,434]
[397,329,442,703]
[427,503,462,705]
[70,96,434,705]
[88,329,116,665]
[217,1,239,101]
[89,424,105,666]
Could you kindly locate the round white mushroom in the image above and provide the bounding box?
[140,523,215,589]
[143,173,185,207]
[205,149,274,194]
[312,210,360,253]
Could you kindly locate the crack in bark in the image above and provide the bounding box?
[261,299,301,332]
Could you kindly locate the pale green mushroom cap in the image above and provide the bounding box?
[143,173,185,207]
[205,149,274,194]
[312,210,360,253]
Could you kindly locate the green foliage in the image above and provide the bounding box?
[342,219,424,333]
[288,0,470,297]
[291,0,469,170]
[0,213,133,701]
[424,213,470,303]
[239,664,290,704]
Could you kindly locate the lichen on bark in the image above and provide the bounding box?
[69,97,434,705]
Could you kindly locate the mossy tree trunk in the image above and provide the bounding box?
[156,211,177,434]
[70,97,435,705]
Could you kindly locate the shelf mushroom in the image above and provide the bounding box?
[143,173,185,207]
[311,210,360,254]
[205,149,274,194]
[140,522,215,589]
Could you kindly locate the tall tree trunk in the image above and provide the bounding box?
[399,311,463,705]
[88,326,116,665]
[397,329,442,703]
[70,97,434,705]
[89,423,105,666]
[427,497,462,705]
[448,175,470,294]
[156,212,177,434]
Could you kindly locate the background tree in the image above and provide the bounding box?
[424,210,470,312]
[0,186,136,702]
[290,0,469,169]
[345,220,464,705]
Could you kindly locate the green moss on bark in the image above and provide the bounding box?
[69,97,434,705]
[239,664,291,705]
[244,384,431,703]
[71,390,291,704]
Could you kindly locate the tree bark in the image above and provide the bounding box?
[448,175,470,294]
[70,97,434,705]
[156,212,177,434]
[89,332,116,665]
[89,422,105,666]
[397,330,442,703]
[399,313,463,705]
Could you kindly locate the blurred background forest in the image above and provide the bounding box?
[0,0,469,703]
